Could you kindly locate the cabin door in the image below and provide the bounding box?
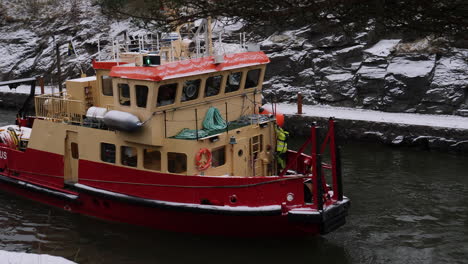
[64,131,79,184]
[232,138,249,176]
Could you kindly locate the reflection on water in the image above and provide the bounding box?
[1,109,467,263]
[0,192,350,264]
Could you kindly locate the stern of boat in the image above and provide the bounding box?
[287,197,350,234]
[281,118,350,234]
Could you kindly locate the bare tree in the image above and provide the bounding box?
[95,0,467,38]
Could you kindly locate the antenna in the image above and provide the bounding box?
[97,39,101,61]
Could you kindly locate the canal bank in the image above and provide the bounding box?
[271,103,468,153]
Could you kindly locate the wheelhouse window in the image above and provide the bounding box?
[205,75,223,97]
[102,76,113,96]
[144,149,161,171]
[211,146,226,167]
[157,83,177,106]
[181,79,201,102]
[225,72,242,93]
[121,146,137,167]
[168,152,187,173]
[118,83,131,106]
[245,69,261,89]
[135,85,149,108]
[101,143,116,164]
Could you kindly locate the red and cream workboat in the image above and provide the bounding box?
[0,22,349,236]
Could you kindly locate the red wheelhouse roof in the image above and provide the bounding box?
[107,51,270,82]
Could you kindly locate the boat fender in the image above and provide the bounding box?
[195,148,212,171]
[103,110,143,132]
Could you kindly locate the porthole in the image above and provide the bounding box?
[238,150,243,157]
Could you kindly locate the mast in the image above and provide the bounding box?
[207,17,213,56]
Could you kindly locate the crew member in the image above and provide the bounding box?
[275,125,289,169]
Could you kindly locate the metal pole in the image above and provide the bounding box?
[124,31,129,52]
[311,125,318,207]
[195,109,199,141]
[55,39,63,93]
[164,111,167,138]
[97,39,101,61]
[112,38,116,61]
[329,118,343,201]
[116,42,120,66]
[243,32,246,49]
[150,33,153,51]
[156,32,160,51]
[225,102,229,134]
[314,126,323,211]
[207,17,213,56]
[253,90,256,115]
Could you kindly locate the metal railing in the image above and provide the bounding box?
[35,92,84,124]
[97,29,248,64]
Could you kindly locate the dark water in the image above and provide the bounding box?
[1,109,467,264]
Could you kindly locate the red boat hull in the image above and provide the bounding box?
[0,145,349,237]
[0,177,327,236]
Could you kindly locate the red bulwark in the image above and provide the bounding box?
[108,52,270,81]
[92,61,130,70]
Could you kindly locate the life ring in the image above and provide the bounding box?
[195,148,212,171]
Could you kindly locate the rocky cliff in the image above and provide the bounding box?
[0,0,136,83]
[1,0,467,116]
[261,25,468,116]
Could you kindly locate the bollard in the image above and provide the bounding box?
[297,92,303,115]
[37,76,45,94]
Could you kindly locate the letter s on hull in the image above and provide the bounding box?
[0,151,7,160]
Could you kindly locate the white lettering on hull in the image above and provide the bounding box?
[0,151,7,160]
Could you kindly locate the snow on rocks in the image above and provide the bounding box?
[356,65,387,80]
[0,85,60,95]
[364,39,400,57]
[386,55,435,79]
[0,250,76,264]
[269,103,468,130]
[262,22,468,116]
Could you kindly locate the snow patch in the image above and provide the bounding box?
[387,56,435,78]
[364,39,400,57]
[268,103,468,130]
[357,65,387,79]
[0,250,76,264]
[0,85,61,95]
[325,73,353,82]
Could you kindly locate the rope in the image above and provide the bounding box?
[79,175,309,188]
[5,168,309,189]
[174,128,208,139]
[203,106,227,131]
